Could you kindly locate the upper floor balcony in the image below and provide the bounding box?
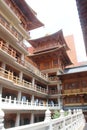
[0,68,57,95]
[0,42,48,81]
[0,15,28,53]
[25,61,48,81]
[63,88,87,95]
[33,42,62,53]
[0,67,48,95]
[48,76,59,82]
[0,67,60,96]
[0,40,61,83]
[0,0,29,39]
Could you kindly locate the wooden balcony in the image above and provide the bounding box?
[0,41,48,80]
[48,76,59,82]
[65,103,82,106]
[0,15,28,52]
[0,41,25,66]
[0,0,30,39]
[25,61,48,81]
[34,43,60,53]
[0,67,48,94]
[48,90,58,95]
[0,41,16,58]
[63,89,81,95]
[0,15,21,40]
[82,88,87,93]
[0,67,59,95]
[4,0,27,31]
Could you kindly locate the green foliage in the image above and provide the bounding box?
[52,110,68,119]
[52,110,60,119]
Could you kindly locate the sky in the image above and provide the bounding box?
[25,0,87,62]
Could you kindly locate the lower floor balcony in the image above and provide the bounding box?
[0,96,60,111]
[0,107,85,130]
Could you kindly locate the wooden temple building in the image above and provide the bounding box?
[0,0,87,129]
[0,0,72,128]
[58,65,87,121]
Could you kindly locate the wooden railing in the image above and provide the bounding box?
[25,60,48,81]
[0,41,16,58]
[0,67,59,95]
[65,103,82,106]
[64,89,81,95]
[34,43,61,53]
[0,42,48,81]
[4,0,28,31]
[48,76,59,81]
[0,67,48,94]
[48,90,58,95]
[0,15,28,51]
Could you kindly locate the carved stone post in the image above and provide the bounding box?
[44,109,51,122]
[0,109,4,130]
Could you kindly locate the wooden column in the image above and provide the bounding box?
[80,95,84,105]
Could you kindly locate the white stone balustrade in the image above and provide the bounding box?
[0,108,85,130]
[0,109,4,130]
[0,96,60,110]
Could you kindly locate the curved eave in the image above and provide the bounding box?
[29,46,72,66]
[62,51,72,66]
[12,0,44,30]
[29,30,69,50]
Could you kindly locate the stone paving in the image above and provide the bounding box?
[83,124,87,130]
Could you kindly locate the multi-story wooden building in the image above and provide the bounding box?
[59,64,87,122]
[0,0,72,129]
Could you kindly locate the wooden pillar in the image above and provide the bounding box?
[80,95,84,105]
[80,80,82,92]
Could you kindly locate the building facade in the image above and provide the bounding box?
[59,65,87,122]
[0,0,72,129]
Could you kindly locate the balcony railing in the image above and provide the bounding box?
[48,90,58,95]
[0,67,60,95]
[4,0,28,31]
[25,61,48,81]
[48,76,59,81]
[0,108,85,130]
[65,103,82,106]
[82,88,87,93]
[0,40,48,81]
[0,41,16,58]
[0,15,28,51]
[64,89,81,95]
[0,67,48,94]
[0,96,60,110]
[34,43,61,53]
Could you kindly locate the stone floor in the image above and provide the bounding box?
[83,124,87,130]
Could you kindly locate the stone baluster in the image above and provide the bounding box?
[60,109,64,117]
[44,109,51,122]
[0,109,4,130]
[9,96,11,103]
[44,109,53,130]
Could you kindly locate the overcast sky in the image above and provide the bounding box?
[25,0,87,62]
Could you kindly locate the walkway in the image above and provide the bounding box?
[83,124,87,130]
